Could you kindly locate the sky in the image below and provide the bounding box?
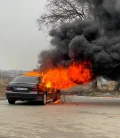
[0,0,50,70]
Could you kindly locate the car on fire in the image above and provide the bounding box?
[5,75,61,105]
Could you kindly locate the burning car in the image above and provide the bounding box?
[5,74,61,105]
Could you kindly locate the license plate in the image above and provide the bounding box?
[16,88,28,91]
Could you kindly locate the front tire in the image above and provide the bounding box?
[41,93,47,105]
[8,99,15,105]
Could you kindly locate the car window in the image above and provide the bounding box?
[11,76,41,84]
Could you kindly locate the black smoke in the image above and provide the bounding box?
[38,0,120,81]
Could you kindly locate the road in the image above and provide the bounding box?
[0,96,120,138]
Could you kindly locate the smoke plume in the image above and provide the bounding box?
[38,0,120,81]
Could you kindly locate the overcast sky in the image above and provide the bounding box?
[0,0,50,70]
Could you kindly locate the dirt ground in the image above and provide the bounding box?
[0,86,5,97]
[0,96,120,138]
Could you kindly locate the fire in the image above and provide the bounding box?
[22,71,42,77]
[68,62,93,84]
[54,99,61,104]
[23,62,94,90]
[42,66,75,90]
[42,62,93,89]
[46,82,52,88]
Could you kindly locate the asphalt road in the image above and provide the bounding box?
[0,96,120,138]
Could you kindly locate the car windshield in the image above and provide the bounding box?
[11,76,41,84]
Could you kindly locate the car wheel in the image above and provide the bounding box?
[41,93,47,105]
[8,99,15,105]
[53,92,61,102]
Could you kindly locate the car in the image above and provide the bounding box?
[5,75,61,105]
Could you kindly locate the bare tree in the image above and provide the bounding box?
[37,0,88,30]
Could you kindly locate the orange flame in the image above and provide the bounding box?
[22,62,94,90]
[54,99,61,104]
[22,71,42,77]
[42,62,93,89]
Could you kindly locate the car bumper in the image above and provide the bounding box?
[5,91,43,101]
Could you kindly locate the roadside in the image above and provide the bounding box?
[0,86,6,100]
[0,86,5,96]
[61,84,120,98]
[0,80,120,101]
[61,90,120,98]
[0,79,7,97]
